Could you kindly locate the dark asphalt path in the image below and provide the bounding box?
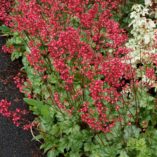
[0,36,43,157]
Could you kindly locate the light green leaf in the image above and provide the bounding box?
[120,150,129,157]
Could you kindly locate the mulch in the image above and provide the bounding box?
[0,36,43,157]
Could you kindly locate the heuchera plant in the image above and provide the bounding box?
[1,0,157,156]
[10,0,131,132]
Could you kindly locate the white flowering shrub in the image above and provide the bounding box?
[126,2,156,65]
[126,1,157,86]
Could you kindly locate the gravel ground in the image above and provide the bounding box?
[0,36,43,157]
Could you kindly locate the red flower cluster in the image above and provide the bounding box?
[13,72,25,93]
[14,72,33,99]
[0,99,11,118]
[0,99,33,130]
[0,0,13,25]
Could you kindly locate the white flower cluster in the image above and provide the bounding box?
[126,3,156,65]
[144,0,152,6]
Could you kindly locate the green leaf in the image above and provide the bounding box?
[11,51,22,61]
[47,150,58,157]
[71,17,80,28]
[0,25,11,35]
[69,152,80,157]
[24,98,51,121]
[124,126,140,141]
[120,150,129,157]
[24,98,43,107]
[58,138,70,153]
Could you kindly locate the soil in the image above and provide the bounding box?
[0,36,43,157]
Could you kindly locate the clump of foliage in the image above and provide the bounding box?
[1,0,157,157]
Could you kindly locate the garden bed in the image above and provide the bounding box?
[1,0,157,157]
